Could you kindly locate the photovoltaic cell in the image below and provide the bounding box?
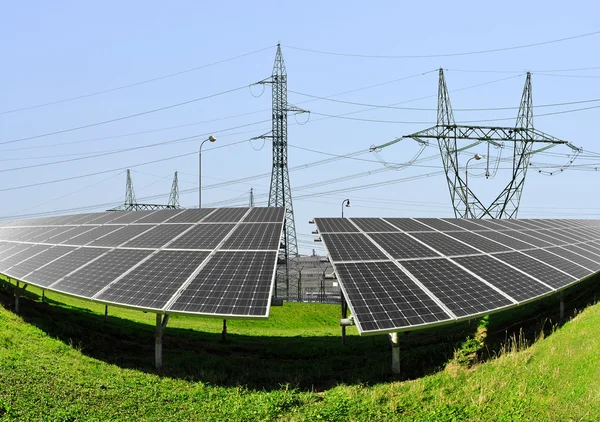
[414,218,465,232]
[314,218,359,233]
[5,246,75,279]
[202,208,248,223]
[565,244,600,262]
[26,247,107,287]
[121,224,193,248]
[441,219,488,231]
[243,207,285,223]
[165,209,214,223]
[169,251,276,316]
[221,223,283,250]
[133,210,185,224]
[493,251,576,289]
[384,218,431,232]
[45,226,96,244]
[521,248,592,280]
[88,225,153,247]
[63,225,125,246]
[334,261,451,332]
[0,245,51,273]
[444,231,511,253]
[350,218,399,233]
[546,247,600,272]
[453,255,552,302]
[500,230,554,248]
[86,212,125,225]
[321,233,387,261]
[0,244,39,271]
[409,232,480,256]
[166,224,236,250]
[28,227,69,243]
[105,211,153,225]
[474,231,536,250]
[96,250,210,309]
[369,233,440,259]
[53,249,153,297]
[400,258,513,317]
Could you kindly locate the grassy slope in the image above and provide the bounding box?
[1,281,600,421]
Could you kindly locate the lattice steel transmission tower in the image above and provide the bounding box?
[252,44,308,299]
[404,69,581,219]
[109,169,181,211]
[168,171,180,208]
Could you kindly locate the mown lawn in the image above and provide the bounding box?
[1,275,599,421]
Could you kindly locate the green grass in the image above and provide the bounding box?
[1,275,600,421]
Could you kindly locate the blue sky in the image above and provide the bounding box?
[1,1,599,254]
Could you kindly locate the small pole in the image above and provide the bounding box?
[559,291,565,321]
[155,314,169,369]
[341,294,348,345]
[15,280,20,314]
[389,332,400,376]
[221,319,227,342]
[104,305,108,323]
[41,290,45,303]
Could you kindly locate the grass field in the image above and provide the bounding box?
[1,274,600,421]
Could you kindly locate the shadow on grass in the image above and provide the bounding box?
[0,273,598,391]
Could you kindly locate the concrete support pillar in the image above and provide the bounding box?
[221,319,227,342]
[389,332,400,375]
[559,291,565,321]
[155,314,169,369]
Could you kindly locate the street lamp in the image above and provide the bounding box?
[465,154,481,218]
[199,135,216,207]
[341,199,350,218]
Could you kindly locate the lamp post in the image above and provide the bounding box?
[341,199,350,218]
[465,154,482,218]
[199,136,216,207]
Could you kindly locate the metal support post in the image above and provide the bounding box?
[155,314,169,369]
[559,291,565,321]
[15,280,20,313]
[389,332,401,375]
[221,319,227,342]
[341,294,348,345]
[104,305,108,323]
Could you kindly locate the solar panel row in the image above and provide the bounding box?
[315,217,600,335]
[0,208,285,318]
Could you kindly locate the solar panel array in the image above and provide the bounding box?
[0,207,284,318]
[315,217,600,335]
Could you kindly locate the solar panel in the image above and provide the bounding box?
[453,255,552,302]
[315,217,600,336]
[334,261,452,333]
[169,251,277,316]
[95,250,211,309]
[166,224,236,250]
[369,233,441,259]
[384,218,431,232]
[400,258,514,317]
[243,207,286,223]
[221,223,283,250]
[202,207,248,223]
[52,249,154,297]
[25,247,106,287]
[0,207,284,319]
[409,232,480,256]
[493,251,576,289]
[350,218,399,233]
[320,233,387,261]
[314,218,359,233]
[88,225,153,247]
[121,224,193,249]
[164,209,214,223]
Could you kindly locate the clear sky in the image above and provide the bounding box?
[1,1,599,254]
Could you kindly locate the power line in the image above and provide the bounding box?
[1,45,275,115]
[1,85,249,146]
[283,30,600,59]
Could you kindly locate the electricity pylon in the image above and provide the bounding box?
[252,44,308,299]
[404,69,581,219]
[109,169,180,211]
